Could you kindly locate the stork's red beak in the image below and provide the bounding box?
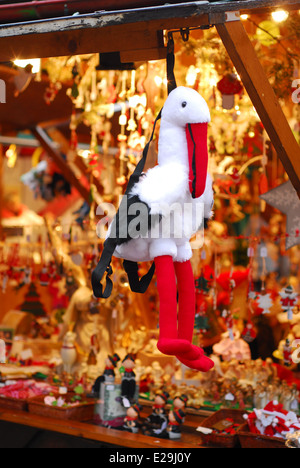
[186,123,208,199]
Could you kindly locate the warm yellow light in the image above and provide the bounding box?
[119,114,127,126]
[240,14,249,20]
[209,77,218,87]
[271,10,289,23]
[78,150,91,160]
[6,144,17,168]
[14,58,41,74]
[154,75,163,87]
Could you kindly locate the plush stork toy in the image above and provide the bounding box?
[93,86,214,372]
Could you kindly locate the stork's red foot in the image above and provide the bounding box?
[157,339,205,361]
[176,354,214,372]
[157,338,191,356]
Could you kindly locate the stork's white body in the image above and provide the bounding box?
[110,86,214,263]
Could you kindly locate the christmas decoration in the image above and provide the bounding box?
[241,321,257,344]
[18,283,47,317]
[279,285,298,320]
[245,400,300,439]
[255,291,273,315]
[92,86,214,373]
[217,73,243,110]
[260,181,300,250]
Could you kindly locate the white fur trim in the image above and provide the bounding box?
[130,163,189,215]
[175,242,193,262]
[149,238,177,259]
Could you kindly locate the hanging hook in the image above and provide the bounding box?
[180,28,190,42]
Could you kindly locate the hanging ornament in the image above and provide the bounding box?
[195,292,210,335]
[221,309,234,341]
[88,128,99,168]
[44,82,62,105]
[195,275,211,295]
[255,290,273,315]
[68,111,78,162]
[259,135,269,212]
[279,285,298,320]
[217,73,243,110]
[241,321,257,344]
[39,266,50,287]
[260,181,300,250]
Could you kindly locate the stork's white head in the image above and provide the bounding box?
[159,86,211,199]
[161,86,210,127]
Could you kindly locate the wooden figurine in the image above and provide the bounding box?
[92,353,121,395]
[172,394,188,412]
[120,354,136,406]
[142,391,169,436]
[60,330,77,375]
[123,403,143,434]
[166,408,186,440]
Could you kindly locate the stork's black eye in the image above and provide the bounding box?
[181,101,187,108]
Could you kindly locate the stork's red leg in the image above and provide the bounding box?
[154,255,191,356]
[174,260,215,372]
[174,260,196,343]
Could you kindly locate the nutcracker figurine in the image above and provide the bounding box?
[92,353,121,395]
[120,354,136,406]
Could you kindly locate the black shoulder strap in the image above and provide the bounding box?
[91,110,162,299]
[92,34,177,299]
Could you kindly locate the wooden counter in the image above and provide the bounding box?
[0,406,209,449]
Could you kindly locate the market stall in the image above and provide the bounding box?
[0,0,300,450]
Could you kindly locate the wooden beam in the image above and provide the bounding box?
[120,47,167,63]
[216,20,300,197]
[0,0,299,61]
[31,125,91,203]
[0,22,167,62]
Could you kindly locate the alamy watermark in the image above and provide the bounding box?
[292,79,300,104]
[95,196,205,249]
[291,339,300,364]
[0,79,6,103]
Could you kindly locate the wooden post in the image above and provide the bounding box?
[216,19,300,197]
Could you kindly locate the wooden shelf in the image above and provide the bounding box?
[0,407,207,448]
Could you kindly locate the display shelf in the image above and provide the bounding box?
[0,408,206,449]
